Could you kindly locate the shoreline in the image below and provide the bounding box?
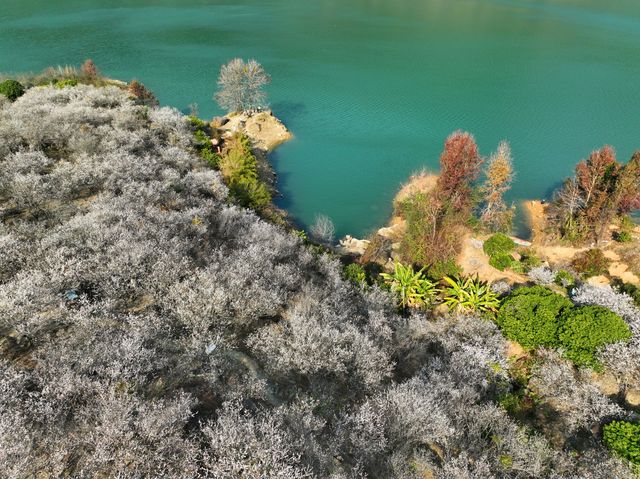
[339,174,640,286]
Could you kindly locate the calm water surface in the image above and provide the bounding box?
[2,0,640,237]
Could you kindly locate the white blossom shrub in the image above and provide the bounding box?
[528,266,557,286]
[0,85,635,478]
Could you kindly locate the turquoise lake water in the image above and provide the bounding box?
[2,0,640,238]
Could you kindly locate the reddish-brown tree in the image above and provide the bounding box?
[400,131,483,266]
[436,130,483,214]
[551,146,640,243]
[616,151,640,213]
[81,59,99,80]
[576,146,620,242]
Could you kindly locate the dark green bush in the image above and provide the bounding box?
[603,420,640,465]
[193,129,220,168]
[483,233,515,257]
[571,248,610,277]
[614,231,633,243]
[519,249,541,272]
[426,259,462,280]
[554,269,575,288]
[613,280,640,308]
[558,305,631,368]
[489,252,515,271]
[343,263,367,286]
[0,79,25,101]
[229,176,271,210]
[497,286,573,349]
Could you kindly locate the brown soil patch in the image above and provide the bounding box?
[506,340,526,359]
[457,234,527,284]
[218,110,292,153]
[524,200,547,244]
[393,171,438,206]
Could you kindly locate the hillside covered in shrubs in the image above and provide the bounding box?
[1,84,640,478]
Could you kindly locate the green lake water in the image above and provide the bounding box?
[2,0,640,238]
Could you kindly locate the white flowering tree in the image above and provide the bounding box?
[214,58,270,113]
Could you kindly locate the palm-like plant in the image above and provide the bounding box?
[442,275,500,313]
[380,262,439,310]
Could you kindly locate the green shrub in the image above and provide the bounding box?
[193,129,220,168]
[229,176,271,210]
[188,115,208,129]
[554,269,575,288]
[489,252,515,271]
[426,259,462,280]
[292,229,308,241]
[558,305,631,368]
[614,231,633,243]
[519,249,541,272]
[509,261,525,274]
[497,286,573,349]
[572,248,610,277]
[344,263,367,286]
[54,79,78,89]
[0,79,25,101]
[603,420,640,466]
[380,262,439,310]
[442,275,501,313]
[483,233,515,257]
[613,280,640,308]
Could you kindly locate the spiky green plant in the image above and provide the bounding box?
[442,275,500,313]
[380,262,439,310]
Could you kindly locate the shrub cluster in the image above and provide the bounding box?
[483,232,515,257]
[219,132,272,211]
[558,305,632,368]
[498,286,573,348]
[483,233,516,271]
[603,421,640,466]
[0,79,25,101]
[497,286,631,367]
[572,248,611,277]
[343,262,367,286]
[189,115,220,168]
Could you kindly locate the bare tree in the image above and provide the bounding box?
[215,58,270,113]
[310,214,335,245]
[551,178,585,240]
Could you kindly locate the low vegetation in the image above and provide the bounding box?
[498,285,631,368]
[572,248,611,277]
[0,79,25,101]
[498,286,574,348]
[1,80,639,478]
[380,262,438,310]
[603,420,640,467]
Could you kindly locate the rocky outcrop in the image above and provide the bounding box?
[338,235,370,256]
